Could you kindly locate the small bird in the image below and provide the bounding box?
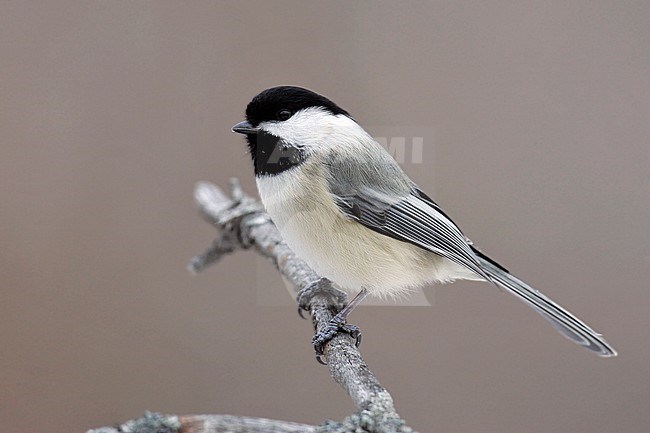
[232,85,616,358]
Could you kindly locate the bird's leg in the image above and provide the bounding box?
[312,287,369,364]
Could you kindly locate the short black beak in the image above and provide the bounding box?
[231,121,259,135]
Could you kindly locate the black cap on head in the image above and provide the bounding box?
[245,86,350,126]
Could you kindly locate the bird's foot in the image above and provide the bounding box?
[296,278,347,320]
[312,315,361,365]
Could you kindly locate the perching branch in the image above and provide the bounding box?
[88,179,416,433]
[86,411,315,433]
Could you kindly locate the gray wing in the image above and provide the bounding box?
[325,153,616,356]
[329,171,617,356]
[327,165,490,281]
[323,141,618,356]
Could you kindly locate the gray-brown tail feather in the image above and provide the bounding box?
[474,251,617,357]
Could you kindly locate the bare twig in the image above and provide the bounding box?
[180,414,317,433]
[88,179,416,433]
[87,411,315,433]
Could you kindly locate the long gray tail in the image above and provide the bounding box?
[474,251,617,357]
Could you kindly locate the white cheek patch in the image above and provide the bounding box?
[259,107,331,146]
[258,107,369,156]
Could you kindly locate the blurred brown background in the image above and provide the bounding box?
[1,1,649,432]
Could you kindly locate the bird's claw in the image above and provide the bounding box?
[312,319,361,364]
[296,278,346,320]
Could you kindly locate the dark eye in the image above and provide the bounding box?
[276,109,292,121]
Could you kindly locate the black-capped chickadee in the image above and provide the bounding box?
[232,86,616,358]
